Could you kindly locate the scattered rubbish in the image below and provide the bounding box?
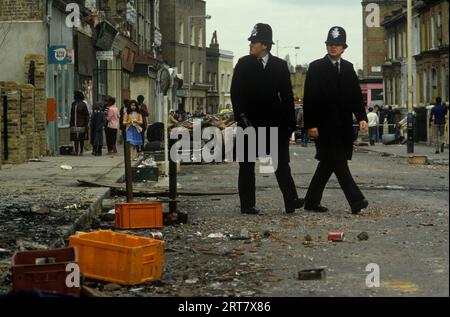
[195,231,202,237]
[419,223,434,227]
[12,247,80,296]
[30,204,50,215]
[240,228,250,240]
[357,232,369,241]
[208,233,226,239]
[0,248,10,255]
[408,156,429,165]
[298,268,326,280]
[149,232,164,240]
[185,278,199,284]
[103,283,122,291]
[304,234,313,242]
[60,164,73,170]
[108,209,115,214]
[262,230,271,238]
[64,204,79,209]
[81,285,104,297]
[16,240,48,251]
[28,158,46,162]
[328,232,345,242]
[129,287,145,292]
[69,230,164,285]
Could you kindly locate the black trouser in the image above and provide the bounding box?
[305,159,364,208]
[93,145,102,156]
[238,134,298,209]
[105,127,118,152]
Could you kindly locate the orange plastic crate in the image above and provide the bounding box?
[115,202,163,229]
[68,230,164,285]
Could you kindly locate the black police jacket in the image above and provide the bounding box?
[303,55,367,161]
[231,54,296,134]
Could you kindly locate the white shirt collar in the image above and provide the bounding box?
[260,54,269,68]
[327,55,341,65]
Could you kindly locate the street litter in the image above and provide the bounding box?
[64,204,79,209]
[328,232,345,242]
[208,233,225,239]
[357,232,369,241]
[130,287,145,292]
[185,278,199,284]
[60,164,73,170]
[298,268,326,280]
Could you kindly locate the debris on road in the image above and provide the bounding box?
[298,268,326,280]
[60,164,73,170]
[328,232,345,242]
[357,232,369,241]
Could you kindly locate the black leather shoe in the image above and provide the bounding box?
[286,198,305,214]
[304,205,329,213]
[241,207,260,215]
[351,199,368,214]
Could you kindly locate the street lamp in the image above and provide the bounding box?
[187,14,211,112]
[276,40,300,57]
[406,0,414,153]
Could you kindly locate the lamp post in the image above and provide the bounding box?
[406,0,414,153]
[276,40,300,57]
[187,14,211,112]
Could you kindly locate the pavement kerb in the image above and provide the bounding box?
[63,159,130,239]
[357,146,449,165]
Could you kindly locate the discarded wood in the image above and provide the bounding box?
[77,179,238,196]
[81,285,104,297]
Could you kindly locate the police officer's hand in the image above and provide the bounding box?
[308,128,318,138]
[359,121,368,133]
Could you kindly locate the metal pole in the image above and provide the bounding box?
[169,138,177,214]
[187,16,191,113]
[164,94,169,176]
[407,0,414,153]
[124,140,133,202]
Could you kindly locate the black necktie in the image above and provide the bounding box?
[335,61,340,73]
[258,58,264,69]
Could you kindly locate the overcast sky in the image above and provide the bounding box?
[205,0,364,69]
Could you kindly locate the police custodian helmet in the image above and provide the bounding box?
[325,26,348,49]
[248,23,275,44]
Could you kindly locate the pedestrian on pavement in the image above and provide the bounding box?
[367,107,379,146]
[69,91,90,156]
[386,106,395,134]
[230,23,303,215]
[123,100,143,161]
[303,26,369,214]
[297,107,309,147]
[119,99,129,144]
[168,109,179,129]
[104,97,119,154]
[374,105,381,141]
[90,102,106,156]
[430,96,448,154]
[137,95,149,152]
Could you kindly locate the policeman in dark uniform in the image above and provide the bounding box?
[231,23,304,215]
[303,26,369,214]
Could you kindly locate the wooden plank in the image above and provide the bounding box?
[77,179,238,196]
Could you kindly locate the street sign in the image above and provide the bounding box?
[96,51,114,61]
[48,45,69,64]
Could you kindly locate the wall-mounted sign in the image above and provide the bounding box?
[48,45,69,64]
[96,50,114,61]
[371,66,382,73]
